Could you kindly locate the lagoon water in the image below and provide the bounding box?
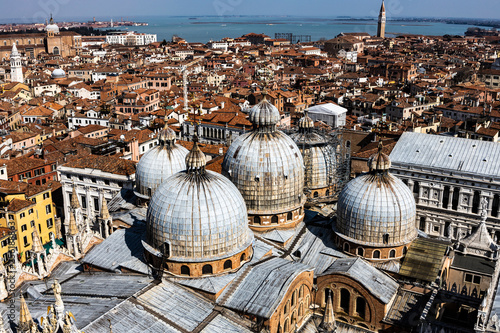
[104,15,480,43]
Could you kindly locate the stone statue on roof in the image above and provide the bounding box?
[481,197,488,221]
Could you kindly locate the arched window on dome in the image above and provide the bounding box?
[254,216,261,225]
[403,246,408,255]
[373,250,380,259]
[180,265,190,276]
[53,46,59,55]
[240,253,246,262]
[357,247,364,256]
[224,260,232,270]
[271,215,278,224]
[313,191,319,198]
[383,234,389,244]
[389,249,396,258]
[291,290,297,307]
[325,189,330,196]
[343,242,350,253]
[202,264,213,275]
[287,212,293,221]
[284,319,289,333]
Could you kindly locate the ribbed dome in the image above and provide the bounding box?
[335,150,417,247]
[135,129,188,197]
[368,142,391,171]
[248,98,281,128]
[185,137,206,173]
[290,132,331,190]
[51,68,66,79]
[298,112,314,129]
[222,130,305,215]
[146,170,253,262]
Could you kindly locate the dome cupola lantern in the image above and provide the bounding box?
[185,135,206,175]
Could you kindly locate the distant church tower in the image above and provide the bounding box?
[10,44,23,83]
[377,0,386,38]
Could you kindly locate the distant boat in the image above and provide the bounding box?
[221,24,227,27]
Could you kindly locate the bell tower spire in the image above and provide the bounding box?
[377,0,386,38]
[10,44,23,83]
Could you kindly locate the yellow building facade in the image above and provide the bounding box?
[0,181,57,263]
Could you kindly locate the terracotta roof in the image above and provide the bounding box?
[7,198,34,212]
[62,155,136,176]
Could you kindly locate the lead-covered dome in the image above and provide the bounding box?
[135,126,188,198]
[290,111,331,192]
[51,68,66,79]
[335,143,417,248]
[222,97,306,229]
[46,16,59,34]
[145,137,253,276]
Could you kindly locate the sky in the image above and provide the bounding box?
[1,0,499,23]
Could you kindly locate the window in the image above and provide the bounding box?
[340,289,350,314]
[223,260,232,270]
[357,247,364,256]
[20,213,25,219]
[465,273,482,284]
[91,178,96,183]
[23,236,28,246]
[343,242,350,252]
[81,195,87,209]
[45,204,52,214]
[78,176,83,181]
[94,197,99,211]
[21,224,27,232]
[180,265,190,276]
[47,218,53,228]
[373,250,381,259]
[356,297,366,320]
[202,264,213,275]
[43,193,50,200]
[8,215,13,220]
[389,249,396,258]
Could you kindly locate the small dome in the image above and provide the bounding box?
[248,97,281,128]
[135,127,189,198]
[368,142,391,171]
[335,148,417,248]
[298,112,314,129]
[46,16,59,33]
[185,136,206,173]
[51,68,66,79]
[146,141,253,264]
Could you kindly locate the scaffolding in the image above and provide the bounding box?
[274,33,312,44]
[286,127,351,204]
